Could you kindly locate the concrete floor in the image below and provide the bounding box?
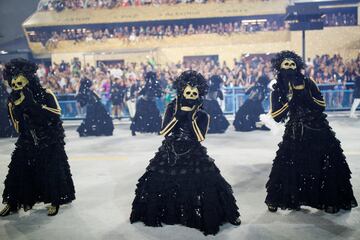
[0,116,359,240]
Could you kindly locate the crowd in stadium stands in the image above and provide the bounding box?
[38,0,226,11]
[0,53,359,115]
[28,10,356,48]
[29,19,285,47]
[1,53,358,94]
[323,12,357,26]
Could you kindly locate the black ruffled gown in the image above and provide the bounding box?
[130,99,240,235]
[3,88,75,210]
[265,79,358,213]
[130,85,162,134]
[203,99,229,133]
[233,85,268,131]
[76,80,114,137]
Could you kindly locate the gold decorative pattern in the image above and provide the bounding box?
[0,205,10,216]
[14,92,25,106]
[8,103,19,133]
[205,113,210,135]
[271,103,289,118]
[159,117,178,136]
[42,89,62,115]
[313,97,326,107]
[192,118,205,142]
[292,84,305,90]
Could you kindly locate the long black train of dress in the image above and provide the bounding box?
[3,88,75,211]
[0,83,16,137]
[202,75,229,133]
[130,73,162,134]
[233,84,268,132]
[203,99,229,133]
[130,99,240,235]
[76,78,114,137]
[265,78,358,213]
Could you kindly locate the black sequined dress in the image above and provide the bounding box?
[265,78,358,213]
[3,87,75,209]
[203,75,229,133]
[130,99,240,235]
[130,77,162,134]
[76,79,114,137]
[203,99,229,133]
[233,84,268,131]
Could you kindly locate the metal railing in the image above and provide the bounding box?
[57,83,357,119]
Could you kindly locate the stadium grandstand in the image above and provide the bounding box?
[0,0,359,118]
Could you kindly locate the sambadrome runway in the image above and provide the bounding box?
[0,116,359,240]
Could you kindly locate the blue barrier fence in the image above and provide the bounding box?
[58,83,357,119]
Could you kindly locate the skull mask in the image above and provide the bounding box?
[182,84,199,100]
[280,59,297,70]
[11,75,29,91]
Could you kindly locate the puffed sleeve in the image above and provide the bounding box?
[159,99,178,136]
[270,88,289,122]
[40,89,62,116]
[306,78,326,112]
[8,102,19,133]
[191,109,210,142]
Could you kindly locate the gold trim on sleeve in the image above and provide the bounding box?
[192,120,202,142]
[43,89,62,115]
[205,113,210,135]
[192,118,205,142]
[14,92,25,106]
[313,97,326,107]
[8,102,19,133]
[159,117,178,136]
[41,105,61,115]
[271,103,289,118]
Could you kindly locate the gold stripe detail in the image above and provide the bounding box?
[271,104,288,118]
[193,119,205,142]
[159,117,178,136]
[312,97,325,103]
[45,89,62,114]
[8,103,19,133]
[192,120,202,142]
[313,97,326,107]
[292,84,305,90]
[205,113,210,135]
[271,103,288,117]
[42,105,61,115]
[14,92,25,106]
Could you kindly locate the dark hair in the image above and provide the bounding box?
[271,50,305,76]
[3,58,38,86]
[3,58,46,100]
[174,70,209,97]
[271,51,307,106]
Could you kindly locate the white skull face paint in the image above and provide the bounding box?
[11,75,29,91]
[280,59,297,70]
[183,84,199,100]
